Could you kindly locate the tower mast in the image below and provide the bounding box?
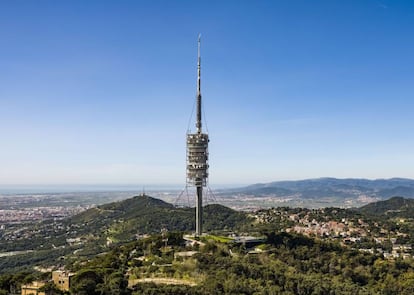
[196,34,202,134]
[186,34,209,237]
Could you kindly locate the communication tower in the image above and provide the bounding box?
[186,35,209,236]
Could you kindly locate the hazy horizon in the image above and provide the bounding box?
[1,176,414,195]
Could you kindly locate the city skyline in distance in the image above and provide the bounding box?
[1,1,414,186]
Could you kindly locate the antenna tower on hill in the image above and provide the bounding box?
[186,34,209,236]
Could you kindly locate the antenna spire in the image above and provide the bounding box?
[196,34,202,133]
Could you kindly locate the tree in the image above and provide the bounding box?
[70,270,102,295]
[39,282,64,295]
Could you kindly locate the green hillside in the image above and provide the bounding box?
[51,232,414,294]
[357,196,414,218]
[67,195,251,241]
[0,195,252,274]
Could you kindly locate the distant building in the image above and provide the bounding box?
[52,270,74,291]
[21,281,45,295]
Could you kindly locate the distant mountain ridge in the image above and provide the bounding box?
[231,178,414,200]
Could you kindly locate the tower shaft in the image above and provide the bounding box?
[196,186,203,236]
[186,34,209,237]
[195,34,203,236]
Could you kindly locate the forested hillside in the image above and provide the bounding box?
[357,196,414,218]
[3,195,414,294]
[67,194,251,239]
[15,232,414,294]
[0,195,252,275]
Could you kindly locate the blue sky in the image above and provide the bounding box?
[0,0,413,187]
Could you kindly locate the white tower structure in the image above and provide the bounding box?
[186,35,209,236]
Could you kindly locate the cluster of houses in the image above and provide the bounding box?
[253,208,414,260]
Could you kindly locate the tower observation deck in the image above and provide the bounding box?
[186,35,209,236]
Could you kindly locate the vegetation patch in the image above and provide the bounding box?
[202,235,234,244]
